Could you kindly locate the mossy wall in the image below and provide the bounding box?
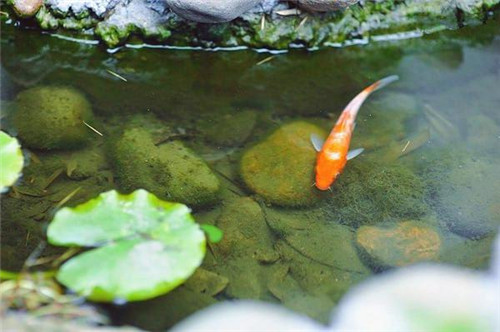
[3,0,500,48]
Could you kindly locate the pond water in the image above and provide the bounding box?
[1,14,500,330]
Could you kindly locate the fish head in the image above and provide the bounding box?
[315,169,339,191]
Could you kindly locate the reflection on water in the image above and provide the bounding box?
[1,15,499,330]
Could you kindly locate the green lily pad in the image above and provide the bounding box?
[47,189,206,302]
[0,131,24,191]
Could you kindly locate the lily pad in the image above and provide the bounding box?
[0,131,24,191]
[47,189,206,302]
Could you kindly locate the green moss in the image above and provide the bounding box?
[110,127,221,207]
[330,160,428,227]
[13,86,94,150]
[11,0,500,48]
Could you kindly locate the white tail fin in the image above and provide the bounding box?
[344,75,399,119]
[373,75,399,92]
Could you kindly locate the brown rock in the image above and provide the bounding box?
[356,221,441,269]
[13,0,43,17]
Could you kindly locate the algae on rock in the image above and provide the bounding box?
[240,121,326,207]
[13,86,94,150]
[109,127,221,207]
[329,160,428,227]
[6,0,500,48]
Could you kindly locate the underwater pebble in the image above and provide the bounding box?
[13,86,94,150]
[356,221,442,270]
[240,121,326,207]
[165,0,261,23]
[110,128,220,207]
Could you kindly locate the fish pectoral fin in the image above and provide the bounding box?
[310,133,325,152]
[347,147,364,160]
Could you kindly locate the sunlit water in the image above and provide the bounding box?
[1,15,499,330]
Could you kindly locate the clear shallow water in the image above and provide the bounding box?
[1,15,500,330]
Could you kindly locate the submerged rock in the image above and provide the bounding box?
[13,86,94,150]
[356,221,442,270]
[166,0,261,23]
[264,207,370,274]
[240,121,327,207]
[110,128,220,207]
[466,114,499,154]
[330,161,428,227]
[213,197,279,299]
[268,265,334,323]
[436,159,500,239]
[115,268,227,331]
[199,110,257,147]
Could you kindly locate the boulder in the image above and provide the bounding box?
[437,159,500,239]
[110,128,220,207]
[356,221,442,270]
[13,86,94,150]
[240,121,327,207]
[165,0,261,23]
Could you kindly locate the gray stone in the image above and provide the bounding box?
[165,0,262,23]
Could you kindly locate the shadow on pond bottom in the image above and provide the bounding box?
[1,14,500,330]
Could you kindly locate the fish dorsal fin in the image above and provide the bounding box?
[310,134,325,152]
[347,148,364,160]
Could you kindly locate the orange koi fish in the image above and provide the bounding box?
[311,75,399,190]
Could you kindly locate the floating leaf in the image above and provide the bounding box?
[0,131,23,191]
[47,189,206,302]
[200,224,223,243]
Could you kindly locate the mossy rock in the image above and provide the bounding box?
[329,160,428,227]
[355,221,442,271]
[240,121,327,207]
[198,110,257,147]
[13,86,94,150]
[213,197,279,300]
[264,207,370,274]
[110,128,220,207]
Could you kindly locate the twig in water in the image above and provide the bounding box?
[296,16,308,30]
[41,168,64,190]
[260,15,266,30]
[55,187,82,209]
[83,121,103,136]
[401,140,411,153]
[257,56,275,66]
[106,69,128,82]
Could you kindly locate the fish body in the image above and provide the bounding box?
[313,75,399,190]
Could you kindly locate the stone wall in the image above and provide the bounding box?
[6,0,500,48]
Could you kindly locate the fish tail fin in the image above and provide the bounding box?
[344,75,399,119]
[372,75,399,92]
